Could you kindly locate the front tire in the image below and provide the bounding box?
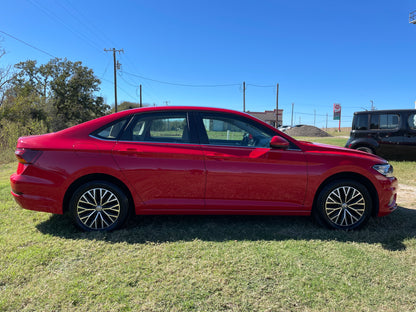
[314,179,372,230]
[69,181,129,231]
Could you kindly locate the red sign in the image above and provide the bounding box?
[333,103,341,121]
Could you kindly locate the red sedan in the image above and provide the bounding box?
[10,106,398,231]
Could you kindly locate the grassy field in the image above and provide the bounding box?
[1,136,416,311]
[292,136,349,148]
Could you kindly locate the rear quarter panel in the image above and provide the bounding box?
[13,137,142,215]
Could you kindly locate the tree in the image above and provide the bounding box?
[114,101,143,112]
[0,45,12,106]
[9,58,109,131]
[46,58,108,129]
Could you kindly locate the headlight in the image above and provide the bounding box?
[373,164,394,177]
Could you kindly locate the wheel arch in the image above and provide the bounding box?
[312,172,379,217]
[349,138,379,153]
[63,173,135,215]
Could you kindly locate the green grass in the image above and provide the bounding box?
[0,148,15,165]
[390,161,416,187]
[293,136,348,147]
[1,150,416,311]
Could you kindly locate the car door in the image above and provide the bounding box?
[403,112,416,159]
[112,111,206,212]
[196,112,308,213]
[370,113,403,158]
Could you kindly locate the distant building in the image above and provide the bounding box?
[246,109,283,128]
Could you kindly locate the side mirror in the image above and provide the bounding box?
[270,136,289,149]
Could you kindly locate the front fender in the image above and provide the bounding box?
[346,137,379,150]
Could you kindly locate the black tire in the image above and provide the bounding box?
[314,179,372,230]
[356,146,374,154]
[69,181,129,231]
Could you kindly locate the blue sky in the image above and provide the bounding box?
[1,0,416,128]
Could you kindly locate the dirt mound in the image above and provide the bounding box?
[283,125,331,137]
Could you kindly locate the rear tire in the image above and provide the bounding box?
[356,146,374,154]
[314,179,372,230]
[69,181,129,231]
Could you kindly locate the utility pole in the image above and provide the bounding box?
[139,84,142,107]
[243,81,246,112]
[326,113,328,131]
[104,48,124,113]
[291,103,294,126]
[275,83,279,127]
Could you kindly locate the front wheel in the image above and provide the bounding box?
[69,181,129,231]
[314,179,372,230]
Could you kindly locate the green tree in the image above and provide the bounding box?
[0,45,12,106]
[46,58,108,129]
[9,58,109,131]
[110,101,148,113]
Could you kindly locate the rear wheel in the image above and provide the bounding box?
[69,181,129,231]
[314,179,372,230]
[356,146,374,154]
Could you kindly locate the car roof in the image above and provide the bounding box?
[354,109,416,115]
[56,106,275,138]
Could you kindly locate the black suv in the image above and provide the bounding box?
[345,109,416,160]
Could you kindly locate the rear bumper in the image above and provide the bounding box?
[10,173,63,214]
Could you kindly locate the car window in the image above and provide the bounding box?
[149,117,188,141]
[370,114,399,130]
[93,119,128,140]
[408,114,416,130]
[121,113,191,143]
[201,115,273,147]
[352,114,369,130]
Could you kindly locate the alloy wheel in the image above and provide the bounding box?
[76,187,121,230]
[324,186,366,227]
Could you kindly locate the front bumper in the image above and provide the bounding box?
[377,176,398,217]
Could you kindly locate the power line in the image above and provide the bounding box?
[117,55,165,106]
[117,73,142,101]
[0,30,56,58]
[101,76,136,101]
[246,83,275,88]
[122,70,241,88]
[64,0,120,49]
[27,0,104,53]
[57,0,114,52]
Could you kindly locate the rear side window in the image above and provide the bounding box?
[352,114,369,130]
[93,119,128,140]
[370,114,399,130]
[149,117,188,142]
[120,112,191,144]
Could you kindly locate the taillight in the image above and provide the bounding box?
[15,148,42,164]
